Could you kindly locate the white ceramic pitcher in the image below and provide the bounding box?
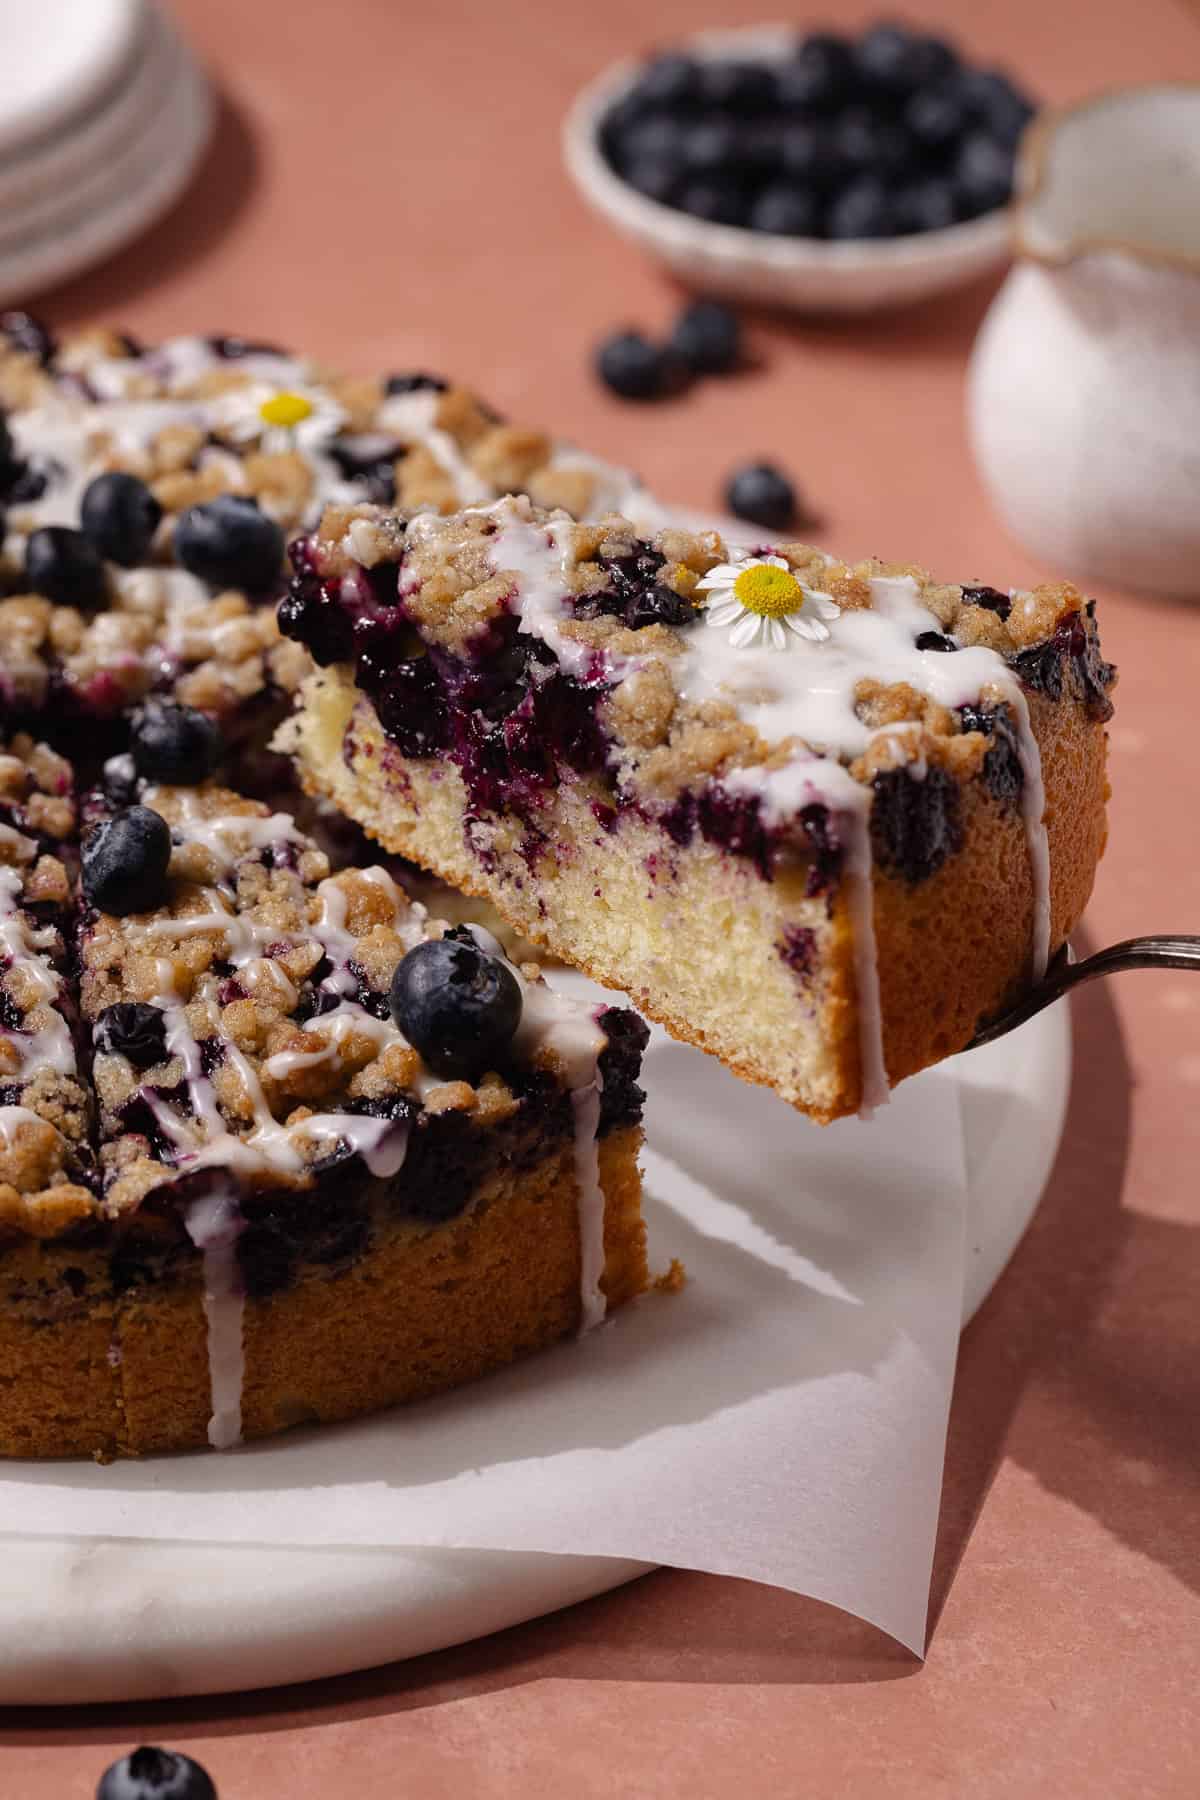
[968,85,1200,599]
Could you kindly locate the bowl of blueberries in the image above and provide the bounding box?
[563,21,1034,312]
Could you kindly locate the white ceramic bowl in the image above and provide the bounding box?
[562,24,1014,314]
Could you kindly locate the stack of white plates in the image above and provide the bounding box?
[0,0,212,305]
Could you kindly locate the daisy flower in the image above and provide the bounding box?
[697,554,841,650]
[209,381,347,456]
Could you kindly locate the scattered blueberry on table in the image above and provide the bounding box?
[595,328,682,401]
[725,463,800,532]
[599,23,1034,239]
[97,1744,218,1800]
[670,299,742,374]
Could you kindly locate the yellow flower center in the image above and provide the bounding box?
[733,563,805,619]
[259,391,314,429]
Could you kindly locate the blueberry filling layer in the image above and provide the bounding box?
[68,1025,645,1301]
[282,532,1114,893]
[870,764,963,884]
[1011,603,1116,724]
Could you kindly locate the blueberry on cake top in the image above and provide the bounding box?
[278,494,1114,1121]
[0,321,648,769]
[0,760,650,1458]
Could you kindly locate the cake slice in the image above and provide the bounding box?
[277,496,1114,1121]
[0,775,649,1458]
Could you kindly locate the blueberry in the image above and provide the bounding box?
[904,85,969,151]
[383,371,448,394]
[174,494,285,592]
[327,436,400,505]
[2,455,56,503]
[206,334,285,360]
[916,629,957,651]
[826,175,894,239]
[595,331,684,402]
[619,113,686,169]
[130,700,223,785]
[735,121,786,176]
[833,109,913,183]
[696,59,778,114]
[102,751,140,806]
[96,1744,218,1800]
[631,52,700,109]
[954,132,1015,217]
[24,526,108,609]
[80,471,163,566]
[676,177,747,226]
[390,931,522,1080]
[670,300,741,374]
[277,571,356,664]
[857,25,957,97]
[776,34,856,110]
[779,121,842,192]
[894,177,959,234]
[957,68,1035,147]
[960,582,1011,619]
[0,411,13,474]
[95,1002,168,1069]
[624,157,685,204]
[750,184,821,236]
[725,463,797,532]
[1,310,55,365]
[82,807,171,916]
[681,117,740,173]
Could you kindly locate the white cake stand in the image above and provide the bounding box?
[1,1002,1069,1705]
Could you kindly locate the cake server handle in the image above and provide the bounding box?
[965,936,1200,1049]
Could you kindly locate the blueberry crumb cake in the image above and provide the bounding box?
[278,494,1114,1121]
[1,750,649,1459]
[0,316,648,767]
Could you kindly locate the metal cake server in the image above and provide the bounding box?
[966,936,1200,1049]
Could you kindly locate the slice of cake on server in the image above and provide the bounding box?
[277,494,1114,1122]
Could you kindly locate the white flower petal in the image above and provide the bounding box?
[705,599,744,628]
[810,594,842,621]
[729,612,765,649]
[766,617,787,651]
[785,614,831,642]
[696,563,744,592]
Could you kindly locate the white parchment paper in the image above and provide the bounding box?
[3,1022,967,1654]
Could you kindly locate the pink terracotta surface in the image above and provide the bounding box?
[7,0,1200,1792]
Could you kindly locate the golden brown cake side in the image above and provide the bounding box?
[0,1127,645,1459]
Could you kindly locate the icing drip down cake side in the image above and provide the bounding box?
[278,496,1115,1122]
[0,754,649,1459]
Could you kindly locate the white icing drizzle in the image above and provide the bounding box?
[500,931,611,1331]
[0,865,76,1079]
[0,1103,55,1144]
[183,1185,245,1452]
[571,1078,607,1332]
[435,497,1054,1112]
